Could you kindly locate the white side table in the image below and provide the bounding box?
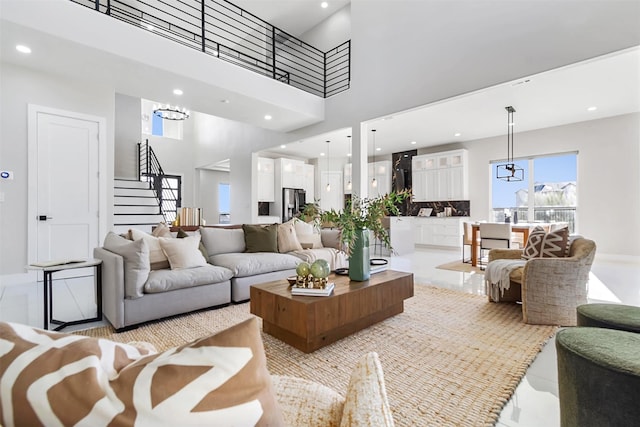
[28,259,102,331]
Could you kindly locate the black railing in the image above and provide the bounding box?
[138,140,181,222]
[70,0,350,98]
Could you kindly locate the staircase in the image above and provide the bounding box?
[113,179,165,234]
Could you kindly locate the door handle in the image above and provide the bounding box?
[38,215,53,221]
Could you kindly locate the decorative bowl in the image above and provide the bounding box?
[286,276,297,286]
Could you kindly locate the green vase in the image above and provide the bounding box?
[349,228,370,281]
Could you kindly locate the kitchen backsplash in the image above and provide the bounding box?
[407,200,470,217]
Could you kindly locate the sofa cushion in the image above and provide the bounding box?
[144,264,233,293]
[522,226,569,259]
[200,227,246,255]
[289,248,348,271]
[210,252,300,277]
[159,235,208,269]
[243,224,278,253]
[278,220,303,253]
[103,231,150,299]
[130,228,171,270]
[0,318,284,427]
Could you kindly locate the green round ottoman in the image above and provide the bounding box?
[577,303,640,333]
[556,327,640,427]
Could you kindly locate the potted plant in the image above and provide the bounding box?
[320,190,411,281]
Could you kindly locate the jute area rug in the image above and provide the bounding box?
[77,285,557,427]
[436,260,483,274]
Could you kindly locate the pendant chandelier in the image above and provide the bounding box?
[496,106,524,182]
[371,129,378,188]
[325,140,331,192]
[153,104,190,121]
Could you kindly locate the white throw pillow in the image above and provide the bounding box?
[294,218,323,249]
[159,235,208,269]
[130,228,170,270]
[103,232,149,299]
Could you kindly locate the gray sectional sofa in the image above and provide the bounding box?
[94,223,346,330]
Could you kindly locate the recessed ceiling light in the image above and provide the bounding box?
[173,89,183,95]
[454,132,461,137]
[347,153,352,157]
[280,144,286,149]
[16,45,31,54]
[376,147,381,152]
[587,106,597,112]
[403,154,409,158]
[321,2,328,8]
[264,115,272,120]
[220,99,230,104]
[410,141,417,145]
[320,152,325,156]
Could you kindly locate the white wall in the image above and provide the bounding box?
[418,113,640,258]
[114,93,141,179]
[301,4,351,52]
[0,63,115,275]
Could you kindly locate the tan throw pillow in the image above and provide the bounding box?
[103,231,150,298]
[130,228,171,270]
[159,235,208,269]
[0,318,285,426]
[522,226,569,259]
[278,220,303,253]
[243,224,278,253]
[151,222,172,238]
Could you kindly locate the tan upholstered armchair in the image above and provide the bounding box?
[487,238,596,326]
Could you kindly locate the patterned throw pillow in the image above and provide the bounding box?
[0,318,284,426]
[522,226,569,259]
[277,220,303,253]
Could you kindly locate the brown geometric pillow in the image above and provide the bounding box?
[0,318,284,426]
[522,226,569,259]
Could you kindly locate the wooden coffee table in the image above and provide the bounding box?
[250,270,414,353]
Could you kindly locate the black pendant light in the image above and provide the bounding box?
[496,106,524,182]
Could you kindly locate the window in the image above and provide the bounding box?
[491,153,577,232]
[218,183,230,224]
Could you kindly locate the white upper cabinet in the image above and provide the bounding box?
[279,158,305,189]
[368,160,392,198]
[411,149,468,201]
[343,163,352,195]
[257,157,275,202]
[302,163,315,203]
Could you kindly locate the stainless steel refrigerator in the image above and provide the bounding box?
[282,188,306,222]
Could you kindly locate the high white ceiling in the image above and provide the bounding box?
[232,0,351,36]
[260,46,640,161]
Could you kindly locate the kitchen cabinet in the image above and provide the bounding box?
[343,163,352,195]
[279,158,305,189]
[257,157,275,202]
[411,149,468,201]
[412,217,464,248]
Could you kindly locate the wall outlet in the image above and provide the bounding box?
[0,171,14,180]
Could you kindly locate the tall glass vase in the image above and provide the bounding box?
[349,228,370,281]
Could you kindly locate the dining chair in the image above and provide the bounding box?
[461,221,478,263]
[479,223,512,267]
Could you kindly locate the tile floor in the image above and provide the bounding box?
[1,247,638,426]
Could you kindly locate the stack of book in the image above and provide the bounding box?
[291,282,335,297]
[178,207,202,226]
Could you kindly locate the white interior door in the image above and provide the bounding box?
[31,109,101,266]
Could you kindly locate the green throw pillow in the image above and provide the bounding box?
[176,227,210,260]
[243,224,278,253]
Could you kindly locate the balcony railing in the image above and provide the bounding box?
[492,206,576,233]
[70,0,350,98]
